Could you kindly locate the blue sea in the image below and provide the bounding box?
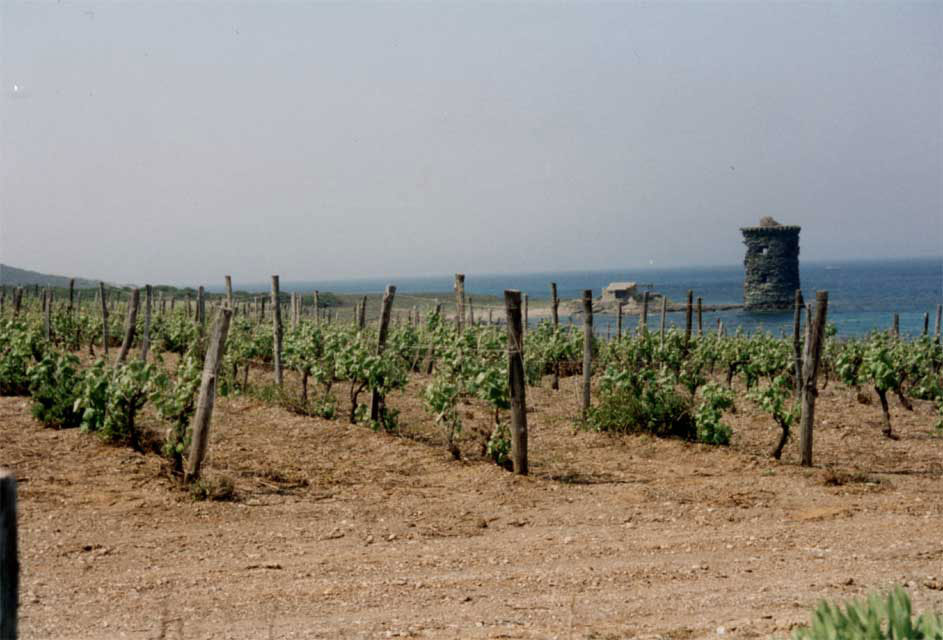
[248,258,942,338]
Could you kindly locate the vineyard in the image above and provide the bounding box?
[2,279,943,638]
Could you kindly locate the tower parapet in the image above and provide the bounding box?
[741,217,800,310]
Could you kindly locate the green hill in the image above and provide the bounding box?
[0,264,101,289]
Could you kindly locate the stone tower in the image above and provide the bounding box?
[741,217,800,310]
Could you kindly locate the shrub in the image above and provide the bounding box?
[587,368,696,440]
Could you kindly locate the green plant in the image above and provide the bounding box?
[424,378,462,459]
[749,373,798,460]
[27,351,84,428]
[0,320,43,396]
[75,359,157,450]
[151,351,202,473]
[791,587,943,639]
[694,382,734,445]
[587,367,696,440]
[486,420,512,470]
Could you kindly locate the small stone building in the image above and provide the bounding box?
[601,282,638,303]
[741,217,801,310]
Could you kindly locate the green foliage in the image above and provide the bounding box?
[424,377,462,457]
[694,382,734,445]
[0,320,43,395]
[153,312,201,355]
[791,587,943,640]
[587,366,696,440]
[151,351,202,471]
[28,351,84,428]
[74,359,109,432]
[749,373,799,459]
[75,359,158,448]
[486,420,512,469]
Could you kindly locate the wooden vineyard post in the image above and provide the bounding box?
[115,288,140,365]
[197,286,206,328]
[488,308,493,325]
[369,285,397,423]
[271,276,283,386]
[468,297,474,326]
[99,283,109,355]
[550,282,560,391]
[793,290,804,396]
[359,296,368,331]
[523,294,529,337]
[799,291,828,466]
[454,274,465,332]
[141,285,152,362]
[684,290,693,346]
[936,305,942,345]
[185,307,234,483]
[42,289,51,341]
[313,291,320,325]
[617,302,623,339]
[225,275,233,309]
[891,313,899,337]
[639,291,649,334]
[504,291,528,475]
[0,469,18,640]
[68,278,75,313]
[923,312,929,336]
[0,290,4,317]
[581,290,593,419]
[659,295,667,343]
[696,296,703,336]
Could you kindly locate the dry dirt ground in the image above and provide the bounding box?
[3,370,943,640]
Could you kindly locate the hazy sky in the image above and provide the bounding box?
[2,1,940,286]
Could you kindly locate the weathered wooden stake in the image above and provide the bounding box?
[115,288,140,365]
[468,296,475,326]
[523,294,529,337]
[359,296,368,330]
[581,290,593,419]
[684,290,693,345]
[68,278,75,312]
[659,296,667,342]
[551,282,560,391]
[696,296,703,336]
[617,303,624,339]
[141,285,152,362]
[369,285,397,422]
[454,274,466,332]
[313,291,320,325]
[891,313,899,337]
[43,289,51,341]
[271,276,283,386]
[0,469,18,640]
[799,291,829,467]
[185,307,233,482]
[923,312,929,336]
[225,275,233,309]
[935,304,942,344]
[197,286,206,327]
[640,291,649,334]
[793,290,804,397]
[504,290,529,475]
[99,283,109,355]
